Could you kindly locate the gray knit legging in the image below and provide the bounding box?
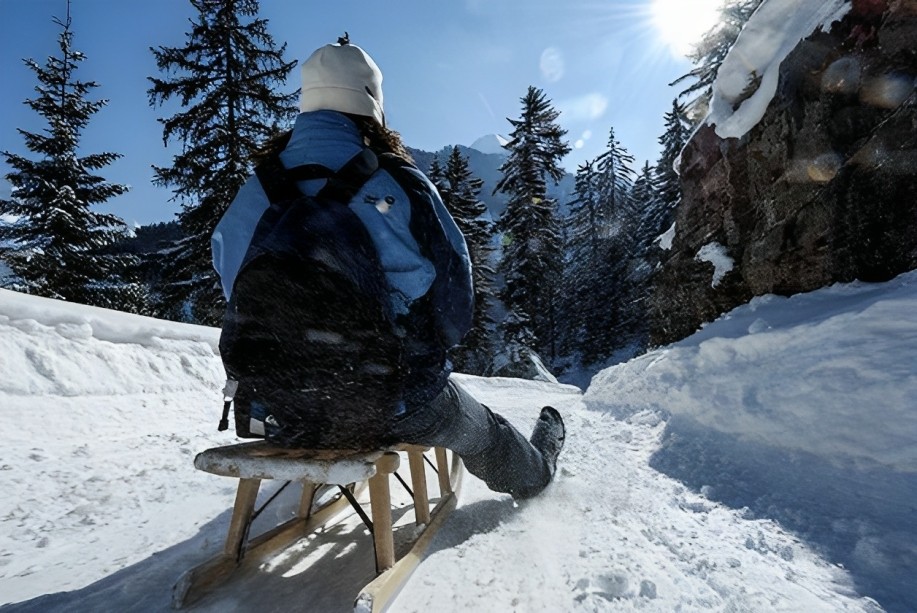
[389,378,552,499]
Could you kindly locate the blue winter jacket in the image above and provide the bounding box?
[212,110,474,411]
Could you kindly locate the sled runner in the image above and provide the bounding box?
[172,441,463,611]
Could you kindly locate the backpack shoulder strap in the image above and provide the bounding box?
[254,154,302,204]
[254,147,380,206]
[317,148,379,202]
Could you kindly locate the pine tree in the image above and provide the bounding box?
[567,160,602,258]
[654,100,691,211]
[495,86,571,364]
[649,99,691,242]
[148,0,297,324]
[439,146,496,375]
[620,161,661,348]
[557,160,599,358]
[632,161,661,257]
[0,5,143,311]
[670,0,764,121]
[427,155,447,194]
[560,128,642,366]
[593,127,637,242]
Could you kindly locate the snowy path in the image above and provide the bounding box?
[1,375,877,613]
[392,375,877,612]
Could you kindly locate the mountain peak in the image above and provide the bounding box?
[469,134,510,155]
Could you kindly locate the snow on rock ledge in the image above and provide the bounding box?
[707,0,851,139]
[695,242,734,287]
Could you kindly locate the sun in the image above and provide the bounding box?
[650,0,723,57]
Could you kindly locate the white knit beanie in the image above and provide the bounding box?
[299,40,384,125]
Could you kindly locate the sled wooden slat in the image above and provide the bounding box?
[368,453,399,572]
[172,440,463,611]
[194,440,383,484]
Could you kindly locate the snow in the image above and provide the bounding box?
[3,272,916,611]
[656,222,676,251]
[706,0,851,139]
[694,241,734,287]
[468,134,510,156]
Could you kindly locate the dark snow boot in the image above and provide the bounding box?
[530,406,565,477]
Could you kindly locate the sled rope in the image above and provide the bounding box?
[237,480,293,560]
[393,471,413,498]
[338,484,374,535]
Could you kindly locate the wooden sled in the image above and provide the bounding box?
[171,440,463,611]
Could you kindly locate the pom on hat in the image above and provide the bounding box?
[299,35,384,125]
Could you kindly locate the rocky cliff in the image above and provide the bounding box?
[652,0,917,345]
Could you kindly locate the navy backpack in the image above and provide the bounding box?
[219,147,407,449]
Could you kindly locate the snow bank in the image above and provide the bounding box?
[586,271,917,472]
[707,0,851,139]
[586,270,917,610]
[0,289,222,397]
[0,291,229,607]
[0,288,219,349]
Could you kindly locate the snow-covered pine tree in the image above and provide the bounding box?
[670,0,764,121]
[644,99,693,354]
[621,161,662,348]
[0,6,144,312]
[440,146,497,375]
[148,0,297,325]
[494,86,571,365]
[557,159,599,359]
[629,161,660,309]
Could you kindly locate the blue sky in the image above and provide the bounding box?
[0,0,714,226]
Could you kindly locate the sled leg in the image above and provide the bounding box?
[171,477,260,609]
[368,452,399,573]
[225,478,261,560]
[406,447,430,525]
[434,447,451,496]
[297,481,317,519]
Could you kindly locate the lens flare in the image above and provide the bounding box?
[650,0,722,57]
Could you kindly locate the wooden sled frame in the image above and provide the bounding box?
[355,446,463,613]
[171,441,463,611]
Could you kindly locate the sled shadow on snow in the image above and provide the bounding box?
[424,496,519,554]
[649,416,917,613]
[0,484,516,613]
[0,481,394,613]
[0,506,240,613]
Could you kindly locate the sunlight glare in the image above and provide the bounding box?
[650,0,722,57]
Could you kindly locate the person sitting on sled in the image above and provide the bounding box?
[212,36,564,499]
